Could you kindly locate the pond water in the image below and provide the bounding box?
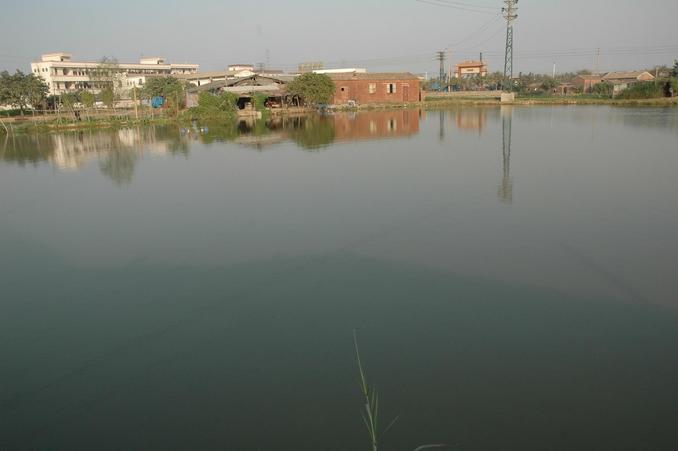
[1,107,678,450]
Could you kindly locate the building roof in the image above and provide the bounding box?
[175,71,230,80]
[456,60,487,68]
[602,71,654,81]
[327,72,420,81]
[575,74,603,80]
[187,75,293,93]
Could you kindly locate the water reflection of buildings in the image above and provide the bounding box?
[456,109,487,133]
[437,108,488,141]
[199,110,422,150]
[333,110,420,142]
[0,126,183,186]
[433,107,513,203]
[49,128,171,170]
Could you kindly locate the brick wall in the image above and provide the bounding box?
[331,78,421,105]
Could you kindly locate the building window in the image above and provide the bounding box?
[368,83,376,94]
[387,83,397,94]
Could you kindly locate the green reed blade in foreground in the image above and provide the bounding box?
[353,330,450,451]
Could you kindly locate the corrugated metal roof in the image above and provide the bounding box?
[186,75,293,93]
[175,71,230,80]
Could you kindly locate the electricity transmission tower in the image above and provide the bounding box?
[502,0,518,88]
[436,50,447,90]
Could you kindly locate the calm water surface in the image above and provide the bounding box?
[1,107,677,450]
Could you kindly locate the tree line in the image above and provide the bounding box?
[0,71,49,116]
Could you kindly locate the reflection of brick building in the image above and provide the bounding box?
[333,110,421,141]
[329,73,421,105]
[455,109,486,132]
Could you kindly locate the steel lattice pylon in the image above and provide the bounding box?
[502,0,518,90]
[504,25,514,81]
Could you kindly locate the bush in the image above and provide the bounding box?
[615,82,663,99]
[591,82,614,98]
[287,73,335,105]
[187,91,239,121]
[252,92,268,111]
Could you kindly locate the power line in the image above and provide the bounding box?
[447,14,503,48]
[430,0,497,9]
[416,0,498,15]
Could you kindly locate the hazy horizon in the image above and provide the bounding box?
[2,0,677,75]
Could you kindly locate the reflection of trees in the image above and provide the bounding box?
[197,122,240,144]
[99,149,137,186]
[0,125,190,185]
[288,116,336,150]
[0,134,57,165]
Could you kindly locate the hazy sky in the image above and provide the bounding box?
[1,0,677,75]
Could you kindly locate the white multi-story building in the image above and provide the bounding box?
[31,53,199,96]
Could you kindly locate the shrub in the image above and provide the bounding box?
[252,92,268,111]
[591,82,614,98]
[615,82,663,99]
[287,73,335,105]
[187,91,239,121]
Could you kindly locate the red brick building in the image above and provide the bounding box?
[328,72,421,105]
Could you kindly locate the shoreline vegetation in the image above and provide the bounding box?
[2,65,677,136]
[1,95,677,136]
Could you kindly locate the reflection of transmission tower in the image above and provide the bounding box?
[502,0,518,89]
[499,107,513,202]
[439,111,445,141]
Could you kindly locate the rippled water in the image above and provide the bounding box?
[1,107,677,450]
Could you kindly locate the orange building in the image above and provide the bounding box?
[329,73,421,105]
[455,61,488,78]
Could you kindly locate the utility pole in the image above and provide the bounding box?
[448,49,453,85]
[436,50,447,91]
[502,0,518,90]
[594,48,600,75]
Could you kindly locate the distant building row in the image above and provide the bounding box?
[573,71,656,94]
[31,53,199,96]
[30,53,423,106]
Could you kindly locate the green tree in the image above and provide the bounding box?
[0,70,48,115]
[672,60,678,78]
[60,91,80,113]
[25,74,49,116]
[80,91,95,118]
[92,57,121,111]
[100,86,116,110]
[287,73,335,105]
[141,76,185,100]
[141,77,186,115]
